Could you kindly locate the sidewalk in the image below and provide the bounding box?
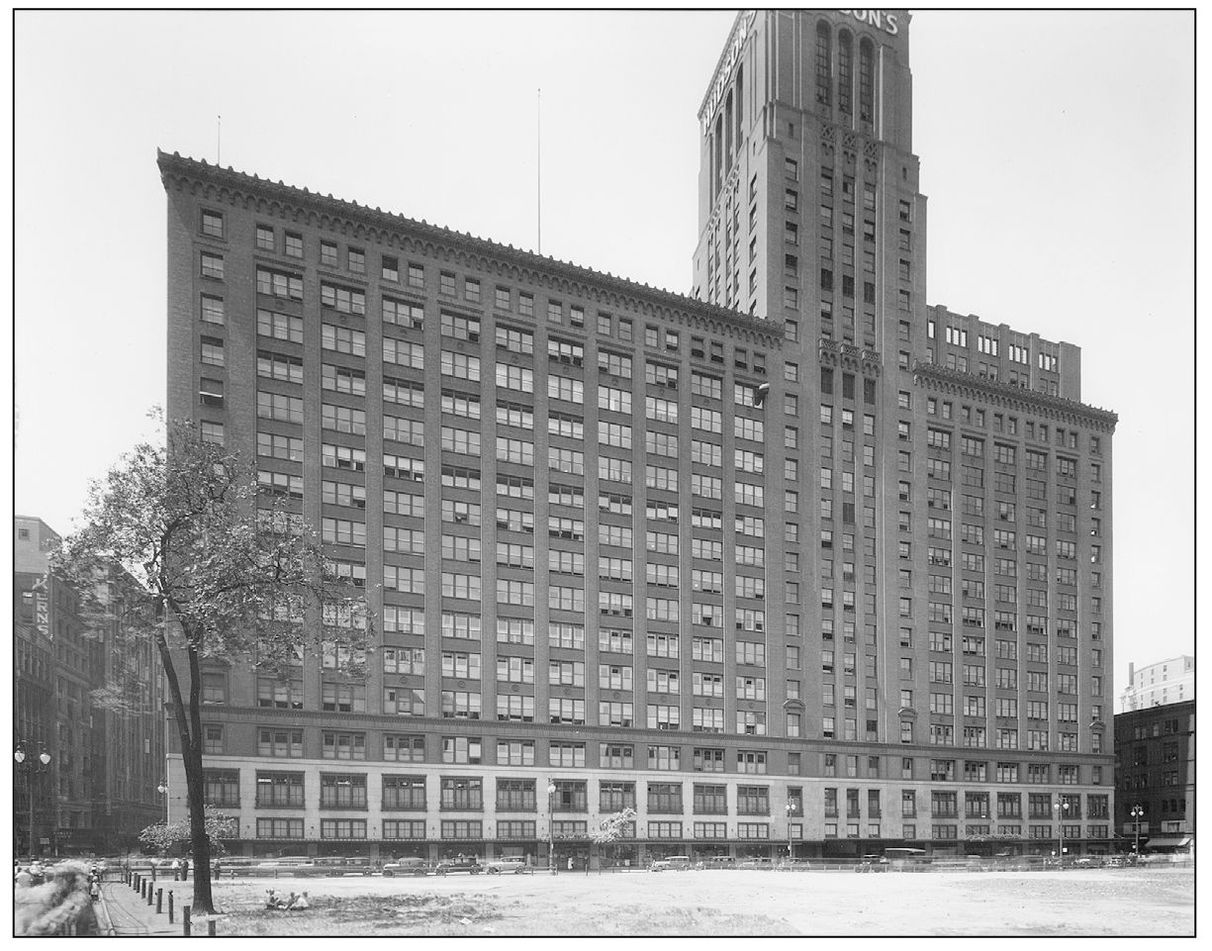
[100,879,200,936]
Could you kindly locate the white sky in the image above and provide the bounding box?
[11,10,1195,698]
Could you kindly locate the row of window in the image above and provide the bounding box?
[199,218,780,362]
[252,817,817,841]
[207,771,793,815]
[210,725,1102,785]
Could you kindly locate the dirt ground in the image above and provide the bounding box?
[207,866,1194,936]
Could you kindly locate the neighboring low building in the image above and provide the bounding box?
[1120,656,1194,712]
[13,516,166,854]
[1114,699,1194,855]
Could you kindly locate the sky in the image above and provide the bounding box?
[11,9,1195,699]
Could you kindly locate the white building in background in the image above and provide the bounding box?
[1121,656,1194,712]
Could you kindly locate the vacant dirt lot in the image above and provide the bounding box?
[205,866,1193,936]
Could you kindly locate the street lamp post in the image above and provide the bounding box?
[1130,804,1144,857]
[785,801,796,864]
[547,780,557,875]
[14,744,52,859]
[1054,799,1070,866]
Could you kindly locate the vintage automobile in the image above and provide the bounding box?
[434,857,483,876]
[381,858,430,878]
[483,856,530,875]
[855,854,891,873]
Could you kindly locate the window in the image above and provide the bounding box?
[200,252,224,280]
[200,209,224,238]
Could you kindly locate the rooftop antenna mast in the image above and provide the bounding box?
[536,89,542,254]
[217,114,222,165]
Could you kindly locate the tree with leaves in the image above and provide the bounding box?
[591,807,638,869]
[138,813,234,859]
[53,419,366,914]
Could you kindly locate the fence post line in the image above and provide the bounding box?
[183,906,191,937]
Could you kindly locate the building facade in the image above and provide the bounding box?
[14,517,166,855]
[1114,701,1194,854]
[1120,656,1194,712]
[160,8,1116,864]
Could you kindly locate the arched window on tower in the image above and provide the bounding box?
[815,21,832,107]
[713,115,724,200]
[734,65,744,149]
[859,38,875,124]
[838,30,853,116]
[724,90,734,174]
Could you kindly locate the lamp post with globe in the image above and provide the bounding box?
[14,743,52,859]
[1130,803,1144,857]
[1053,798,1071,866]
[547,780,558,874]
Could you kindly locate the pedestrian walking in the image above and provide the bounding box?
[567,857,574,872]
[171,858,181,881]
[181,858,189,880]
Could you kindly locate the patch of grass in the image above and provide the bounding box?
[217,892,507,937]
[213,892,792,936]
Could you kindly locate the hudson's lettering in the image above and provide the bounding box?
[839,10,900,36]
[702,14,753,123]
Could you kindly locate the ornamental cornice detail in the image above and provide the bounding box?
[818,338,882,377]
[158,151,783,349]
[912,363,1118,432]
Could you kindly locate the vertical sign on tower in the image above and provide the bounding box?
[31,574,50,638]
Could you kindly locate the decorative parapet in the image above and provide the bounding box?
[156,150,785,349]
[913,363,1118,433]
[819,337,882,376]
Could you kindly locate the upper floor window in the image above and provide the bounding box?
[815,22,832,106]
[201,210,224,238]
[858,38,875,122]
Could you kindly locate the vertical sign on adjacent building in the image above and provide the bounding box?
[31,574,50,639]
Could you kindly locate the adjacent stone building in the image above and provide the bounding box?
[1115,700,1194,856]
[13,516,166,855]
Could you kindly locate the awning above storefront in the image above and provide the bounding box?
[1144,836,1192,849]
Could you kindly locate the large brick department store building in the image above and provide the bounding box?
[161,9,1117,864]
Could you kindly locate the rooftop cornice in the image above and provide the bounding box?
[157,150,784,347]
[913,363,1118,432]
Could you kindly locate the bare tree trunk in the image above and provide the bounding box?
[152,628,214,912]
[186,646,214,913]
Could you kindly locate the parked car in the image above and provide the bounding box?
[484,856,529,875]
[381,858,430,878]
[434,857,482,876]
[650,855,692,871]
[311,856,377,876]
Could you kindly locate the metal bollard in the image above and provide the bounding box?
[207,920,217,937]
[183,906,191,937]
[147,884,154,906]
[168,891,174,923]
[140,879,146,899]
[156,888,163,914]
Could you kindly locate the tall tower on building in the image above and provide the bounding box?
[691,9,1116,847]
